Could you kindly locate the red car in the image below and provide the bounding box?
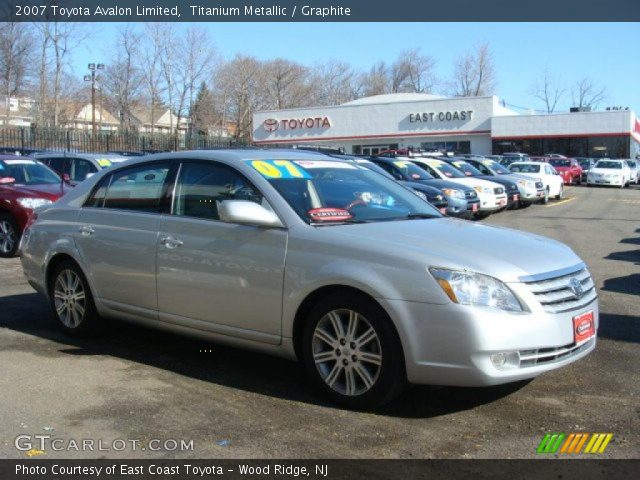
[548,158,583,184]
[0,155,70,257]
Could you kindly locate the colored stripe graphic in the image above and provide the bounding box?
[538,433,613,454]
[537,433,566,453]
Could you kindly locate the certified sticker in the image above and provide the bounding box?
[307,208,353,222]
[96,158,112,168]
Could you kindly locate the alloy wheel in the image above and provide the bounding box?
[53,269,86,328]
[0,220,16,255]
[312,309,382,396]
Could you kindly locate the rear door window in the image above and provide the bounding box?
[102,162,171,213]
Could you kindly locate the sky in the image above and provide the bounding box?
[72,22,640,114]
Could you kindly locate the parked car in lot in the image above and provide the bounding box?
[586,159,632,188]
[463,157,545,207]
[508,162,564,203]
[548,158,583,185]
[328,155,449,212]
[410,157,508,218]
[20,150,599,408]
[0,156,70,257]
[35,152,128,187]
[442,157,521,209]
[624,159,639,184]
[368,157,479,218]
[499,153,530,167]
[576,158,597,183]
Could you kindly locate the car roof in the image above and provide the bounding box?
[0,154,27,161]
[34,152,127,160]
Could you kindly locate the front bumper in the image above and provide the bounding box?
[445,196,478,219]
[588,177,623,186]
[378,296,598,387]
[477,193,508,211]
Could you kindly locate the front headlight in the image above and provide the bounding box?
[17,198,53,209]
[442,188,465,200]
[430,268,524,312]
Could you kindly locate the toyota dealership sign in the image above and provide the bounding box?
[263,116,331,132]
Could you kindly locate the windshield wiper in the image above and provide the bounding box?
[404,213,439,220]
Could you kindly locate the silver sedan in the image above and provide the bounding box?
[20,150,598,408]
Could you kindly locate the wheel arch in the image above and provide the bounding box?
[291,284,404,363]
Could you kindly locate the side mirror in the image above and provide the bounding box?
[85,173,95,180]
[218,200,283,228]
[0,176,16,184]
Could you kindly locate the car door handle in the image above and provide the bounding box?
[79,225,95,236]
[160,236,183,249]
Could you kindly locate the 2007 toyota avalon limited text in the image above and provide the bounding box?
[20,150,598,408]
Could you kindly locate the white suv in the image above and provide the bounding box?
[508,162,564,203]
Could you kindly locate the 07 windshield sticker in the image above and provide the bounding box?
[426,160,443,167]
[96,158,112,167]
[394,160,410,168]
[248,159,312,179]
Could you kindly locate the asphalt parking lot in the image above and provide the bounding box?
[0,185,638,459]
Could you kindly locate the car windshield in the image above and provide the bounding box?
[390,160,434,180]
[509,164,541,174]
[419,160,466,178]
[595,161,621,169]
[248,159,441,224]
[577,159,592,168]
[549,159,571,167]
[480,159,510,174]
[0,159,61,185]
[450,160,483,177]
[355,161,395,179]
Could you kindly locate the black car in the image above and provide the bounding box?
[576,158,597,182]
[442,157,521,209]
[367,156,480,218]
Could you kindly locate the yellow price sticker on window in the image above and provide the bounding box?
[96,159,112,168]
[393,161,410,168]
[249,160,311,179]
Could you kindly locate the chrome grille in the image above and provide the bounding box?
[524,267,596,313]
[519,338,595,367]
[494,187,505,195]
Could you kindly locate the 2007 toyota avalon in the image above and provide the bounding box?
[20,150,598,408]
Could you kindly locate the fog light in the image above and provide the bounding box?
[490,351,520,370]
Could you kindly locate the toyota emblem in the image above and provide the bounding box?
[568,278,584,298]
[263,118,279,132]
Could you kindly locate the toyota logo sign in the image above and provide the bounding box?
[263,118,279,132]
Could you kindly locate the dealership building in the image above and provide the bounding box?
[252,93,640,159]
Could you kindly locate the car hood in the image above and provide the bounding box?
[326,218,580,283]
[399,181,441,195]
[551,166,573,172]
[505,173,542,183]
[591,168,624,175]
[415,178,475,193]
[443,177,504,190]
[4,182,69,200]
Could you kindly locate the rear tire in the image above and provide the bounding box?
[555,185,564,200]
[0,213,19,258]
[48,259,106,337]
[302,292,406,409]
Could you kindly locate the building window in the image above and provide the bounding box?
[420,141,470,154]
[492,135,630,158]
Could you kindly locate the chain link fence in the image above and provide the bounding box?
[0,127,245,155]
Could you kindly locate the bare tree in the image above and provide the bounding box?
[140,24,167,133]
[311,59,357,106]
[450,43,497,97]
[531,69,565,113]
[0,22,32,122]
[571,78,607,110]
[263,58,312,110]
[357,62,390,97]
[392,48,437,93]
[214,54,266,141]
[42,22,88,126]
[102,26,143,131]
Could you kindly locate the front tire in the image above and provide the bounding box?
[302,292,406,409]
[0,213,19,258]
[555,185,564,200]
[48,260,105,337]
[541,187,550,204]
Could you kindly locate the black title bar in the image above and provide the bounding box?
[1,0,640,22]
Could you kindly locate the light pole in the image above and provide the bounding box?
[83,62,104,137]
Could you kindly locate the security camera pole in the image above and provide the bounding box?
[84,63,105,137]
